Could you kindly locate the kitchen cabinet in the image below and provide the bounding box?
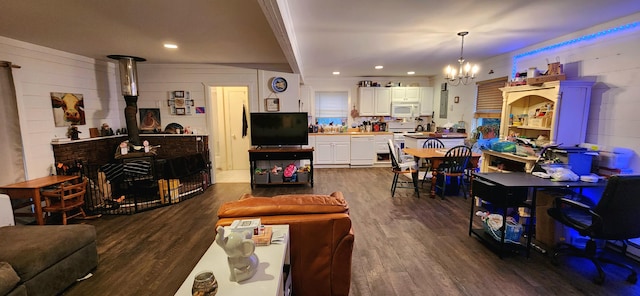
[374,134,392,165]
[350,135,375,166]
[359,88,391,116]
[499,80,593,147]
[315,135,350,166]
[391,87,420,103]
[419,87,434,116]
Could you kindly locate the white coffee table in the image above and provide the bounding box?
[175,224,290,296]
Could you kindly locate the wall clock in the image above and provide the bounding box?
[271,77,287,93]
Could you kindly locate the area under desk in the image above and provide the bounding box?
[470,172,606,257]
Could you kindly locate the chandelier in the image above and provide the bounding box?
[444,31,479,86]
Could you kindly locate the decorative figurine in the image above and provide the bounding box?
[215,226,259,282]
[67,126,81,140]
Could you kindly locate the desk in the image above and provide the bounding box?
[0,175,79,225]
[176,225,290,296]
[470,172,605,257]
[403,148,481,197]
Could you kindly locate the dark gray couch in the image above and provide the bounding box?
[0,225,98,296]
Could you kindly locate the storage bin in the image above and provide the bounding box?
[297,171,309,183]
[269,172,283,183]
[158,179,180,203]
[254,172,269,184]
[483,214,523,244]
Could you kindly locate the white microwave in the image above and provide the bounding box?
[391,102,419,118]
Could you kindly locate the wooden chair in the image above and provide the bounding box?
[434,145,472,199]
[420,138,445,186]
[388,139,419,198]
[42,178,88,225]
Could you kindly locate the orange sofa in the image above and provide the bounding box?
[216,191,354,296]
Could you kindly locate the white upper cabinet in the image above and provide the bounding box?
[359,88,391,116]
[391,87,420,103]
[419,87,434,116]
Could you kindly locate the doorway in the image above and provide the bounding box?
[209,86,251,183]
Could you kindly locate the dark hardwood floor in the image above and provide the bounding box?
[56,168,640,295]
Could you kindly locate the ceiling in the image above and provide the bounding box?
[1,0,639,81]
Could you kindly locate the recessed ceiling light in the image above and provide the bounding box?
[332,71,340,75]
[375,65,383,69]
[164,43,178,49]
[407,71,415,75]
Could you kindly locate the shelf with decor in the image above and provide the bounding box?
[480,80,593,173]
[498,80,593,145]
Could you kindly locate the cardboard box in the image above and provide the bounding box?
[252,226,273,246]
[158,179,180,203]
[526,74,566,85]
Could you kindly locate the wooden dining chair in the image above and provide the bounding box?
[434,145,472,199]
[420,138,445,186]
[388,139,419,198]
[42,178,88,225]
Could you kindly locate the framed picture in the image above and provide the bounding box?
[175,98,186,107]
[139,108,161,132]
[265,98,280,112]
[168,90,193,115]
[454,96,460,103]
[51,92,86,126]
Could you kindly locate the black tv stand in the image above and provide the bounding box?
[248,147,314,188]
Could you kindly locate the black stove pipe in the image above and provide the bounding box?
[108,55,146,146]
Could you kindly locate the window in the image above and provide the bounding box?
[475,76,507,119]
[473,76,507,139]
[314,91,348,125]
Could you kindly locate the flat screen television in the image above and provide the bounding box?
[250,112,309,146]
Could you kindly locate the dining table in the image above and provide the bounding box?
[0,175,79,225]
[403,147,481,197]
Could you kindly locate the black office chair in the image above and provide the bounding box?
[547,175,640,284]
[387,139,419,198]
[420,138,445,186]
[433,145,472,199]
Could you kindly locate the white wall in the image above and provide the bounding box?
[0,36,122,179]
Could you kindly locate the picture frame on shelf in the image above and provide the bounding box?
[265,98,280,112]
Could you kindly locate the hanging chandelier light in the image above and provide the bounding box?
[444,31,479,86]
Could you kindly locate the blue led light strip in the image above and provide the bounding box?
[512,21,640,78]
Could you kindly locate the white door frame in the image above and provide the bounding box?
[203,81,256,184]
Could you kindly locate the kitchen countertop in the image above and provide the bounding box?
[404,132,467,139]
[310,132,393,136]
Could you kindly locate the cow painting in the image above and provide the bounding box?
[51,92,86,126]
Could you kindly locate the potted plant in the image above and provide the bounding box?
[476,124,499,139]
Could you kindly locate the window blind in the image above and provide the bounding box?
[315,91,348,118]
[475,76,507,118]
